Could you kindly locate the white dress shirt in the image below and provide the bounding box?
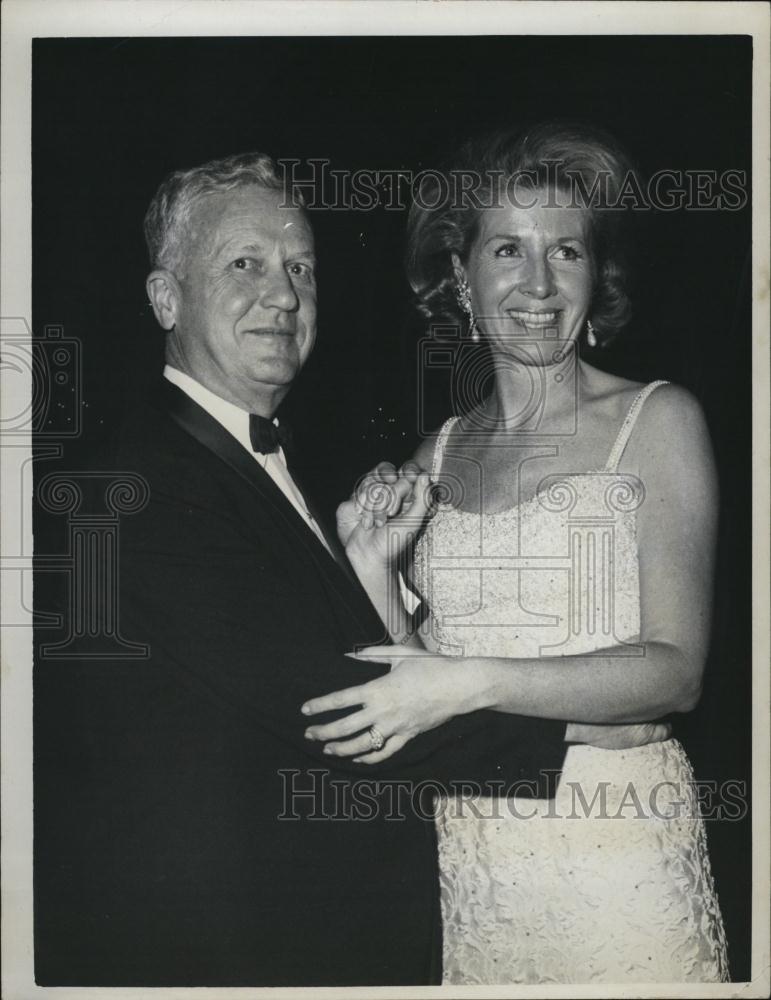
[163,366,333,555]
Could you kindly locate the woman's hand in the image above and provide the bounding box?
[336,462,433,567]
[301,647,481,763]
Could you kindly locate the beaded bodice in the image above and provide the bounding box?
[414,381,668,660]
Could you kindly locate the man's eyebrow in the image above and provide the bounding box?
[206,233,264,257]
[213,241,315,260]
[215,240,267,256]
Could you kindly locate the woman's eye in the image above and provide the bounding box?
[494,244,522,258]
[552,245,582,261]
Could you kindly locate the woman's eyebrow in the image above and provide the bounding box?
[482,232,588,245]
[483,233,523,244]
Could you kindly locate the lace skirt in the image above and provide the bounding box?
[437,739,729,984]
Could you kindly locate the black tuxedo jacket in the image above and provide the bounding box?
[34,379,568,987]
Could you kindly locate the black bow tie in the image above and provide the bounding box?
[249,413,291,455]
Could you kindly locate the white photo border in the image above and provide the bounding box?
[2,3,768,998]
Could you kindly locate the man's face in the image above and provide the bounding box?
[170,185,317,411]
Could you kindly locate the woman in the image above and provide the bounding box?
[302,122,729,983]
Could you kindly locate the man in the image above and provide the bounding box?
[34,152,661,987]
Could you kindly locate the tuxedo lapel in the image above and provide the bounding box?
[154,379,381,631]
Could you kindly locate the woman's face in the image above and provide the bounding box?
[456,189,595,364]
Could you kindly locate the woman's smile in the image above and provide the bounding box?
[506,308,563,329]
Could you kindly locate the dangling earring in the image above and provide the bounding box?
[586,319,597,348]
[455,276,479,342]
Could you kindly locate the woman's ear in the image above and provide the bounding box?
[146,270,181,331]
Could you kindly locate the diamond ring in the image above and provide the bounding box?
[368,726,385,751]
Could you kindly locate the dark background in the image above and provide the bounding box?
[32,35,752,979]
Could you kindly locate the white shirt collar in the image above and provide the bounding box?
[162,365,332,555]
[163,365,282,463]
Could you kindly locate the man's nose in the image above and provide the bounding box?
[261,266,299,312]
[519,255,556,299]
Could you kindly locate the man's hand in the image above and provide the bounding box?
[565,720,672,749]
[336,461,432,566]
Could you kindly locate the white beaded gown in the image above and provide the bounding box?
[412,382,729,984]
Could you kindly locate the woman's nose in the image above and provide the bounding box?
[261,266,299,312]
[519,255,557,299]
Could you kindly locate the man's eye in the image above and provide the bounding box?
[288,262,314,279]
[233,258,257,270]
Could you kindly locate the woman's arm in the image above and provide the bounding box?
[305,386,716,754]
[473,384,717,723]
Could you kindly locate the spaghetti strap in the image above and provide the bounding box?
[430,416,459,480]
[604,380,670,472]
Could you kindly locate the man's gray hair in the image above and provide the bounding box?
[143,151,295,275]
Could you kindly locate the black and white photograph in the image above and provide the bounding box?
[2,1,769,996]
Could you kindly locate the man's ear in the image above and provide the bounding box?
[146,270,181,331]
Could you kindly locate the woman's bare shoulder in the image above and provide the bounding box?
[583,364,647,412]
[584,366,704,436]
[635,382,710,450]
[583,366,711,471]
[627,382,714,488]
